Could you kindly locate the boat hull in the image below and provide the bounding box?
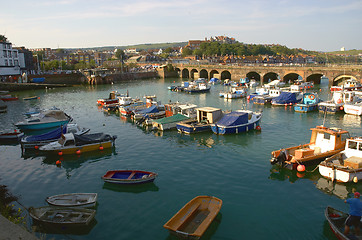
[325,206,351,240]
[16,120,70,130]
[319,164,362,183]
[41,141,113,155]
[102,170,157,184]
[176,121,211,134]
[46,193,98,208]
[318,103,344,114]
[294,104,318,113]
[163,196,222,239]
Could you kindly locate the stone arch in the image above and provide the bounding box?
[181,68,189,78]
[333,74,357,86]
[306,73,323,84]
[262,72,278,83]
[190,69,198,79]
[210,70,219,79]
[246,72,261,82]
[199,69,208,79]
[220,70,231,80]
[283,73,300,83]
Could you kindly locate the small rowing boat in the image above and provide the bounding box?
[46,193,98,208]
[101,170,157,184]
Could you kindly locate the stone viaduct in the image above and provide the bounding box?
[171,64,362,86]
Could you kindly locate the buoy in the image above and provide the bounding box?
[247,96,250,100]
[34,145,39,150]
[256,125,261,131]
[56,160,61,165]
[353,176,358,183]
[340,106,344,111]
[76,149,81,155]
[99,146,104,150]
[297,164,306,172]
[14,129,17,132]
[58,151,63,156]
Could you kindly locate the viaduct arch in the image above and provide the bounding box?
[171,65,361,86]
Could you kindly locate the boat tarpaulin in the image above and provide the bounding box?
[24,125,67,142]
[74,133,113,145]
[272,92,299,104]
[216,112,248,127]
[138,105,159,114]
[153,114,189,124]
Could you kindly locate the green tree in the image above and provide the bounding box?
[115,49,125,61]
[181,47,193,57]
[164,47,173,54]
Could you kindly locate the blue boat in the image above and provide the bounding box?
[15,110,72,131]
[294,92,321,113]
[20,123,90,149]
[211,110,262,135]
[271,91,303,106]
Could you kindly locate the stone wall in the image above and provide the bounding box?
[28,73,86,84]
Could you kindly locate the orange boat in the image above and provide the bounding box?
[163,196,222,239]
[270,126,350,170]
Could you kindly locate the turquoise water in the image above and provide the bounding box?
[0,78,361,240]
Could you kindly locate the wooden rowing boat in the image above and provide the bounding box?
[46,193,97,208]
[101,170,157,184]
[324,206,361,240]
[163,195,222,239]
[29,206,96,226]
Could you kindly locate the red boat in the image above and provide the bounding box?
[0,94,18,101]
[97,91,123,106]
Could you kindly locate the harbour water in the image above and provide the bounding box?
[0,77,361,240]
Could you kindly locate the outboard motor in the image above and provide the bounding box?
[270,149,288,166]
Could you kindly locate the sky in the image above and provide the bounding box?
[1,0,362,52]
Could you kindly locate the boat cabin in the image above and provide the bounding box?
[332,91,357,104]
[144,95,160,107]
[308,126,349,154]
[196,107,223,124]
[176,104,197,118]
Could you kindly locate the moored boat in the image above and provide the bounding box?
[325,206,354,240]
[101,170,157,184]
[318,90,359,114]
[163,195,222,240]
[152,113,191,131]
[344,101,362,116]
[319,137,362,183]
[39,132,117,155]
[29,206,96,226]
[15,109,72,131]
[270,125,350,170]
[331,78,362,92]
[294,92,320,113]
[211,110,262,135]
[97,90,123,106]
[46,193,98,208]
[0,130,24,144]
[176,107,223,134]
[23,96,38,101]
[271,91,303,106]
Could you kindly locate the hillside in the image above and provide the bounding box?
[328,49,362,55]
[80,42,188,51]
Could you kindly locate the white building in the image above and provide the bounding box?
[0,40,24,76]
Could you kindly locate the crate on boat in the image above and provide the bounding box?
[295,148,314,159]
[344,156,362,169]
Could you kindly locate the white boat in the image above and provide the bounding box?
[331,78,362,91]
[290,81,314,91]
[318,90,360,113]
[224,87,247,99]
[46,193,98,208]
[319,137,362,183]
[344,101,362,115]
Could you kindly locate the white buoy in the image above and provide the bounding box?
[353,176,358,183]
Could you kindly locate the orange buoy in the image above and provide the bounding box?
[56,160,61,165]
[256,125,261,131]
[340,106,344,111]
[76,149,81,155]
[58,151,63,156]
[34,145,39,150]
[297,164,306,172]
[99,146,104,150]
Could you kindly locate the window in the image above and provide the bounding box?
[14,60,18,66]
[3,50,6,57]
[8,51,12,58]
[4,60,8,66]
[9,60,13,66]
[348,141,358,150]
[359,143,362,151]
[13,51,17,58]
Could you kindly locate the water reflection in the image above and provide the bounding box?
[102,182,159,194]
[32,218,97,235]
[315,177,362,200]
[269,166,320,184]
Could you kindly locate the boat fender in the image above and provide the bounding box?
[76,149,81,155]
[297,165,305,172]
[99,146,104,151]
[353,176,358,183]
[58,151,63,156]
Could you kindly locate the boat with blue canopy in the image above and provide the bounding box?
[294,92,320,113]
[211,110,262,135]
[271,91,303,106]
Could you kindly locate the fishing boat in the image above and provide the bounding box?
[319,137,362,183]
[29,206,96,226]
[176,107,223,134]
[210,110,262,135]
[294,92,320,113]
[97,90,123,106]
[271,91,303,106]
[0,130,24,144]
[163,195,222,239]
[270,126,350,170]
[101,170,157,184]
[224,86,248,99]
[39,132,117,155]
[290,81,314,91]
[344,101,362,116]
[152,114,191,131]
[15,109,72,131]
[184,82,211,93]
[46,193,98,208]
[20,123,90,150]
[252,88,282,105]
[318,90,359,114]
[331,78,362,91]
[325,206,357,240]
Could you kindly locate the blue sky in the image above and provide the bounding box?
[1,0,361,51]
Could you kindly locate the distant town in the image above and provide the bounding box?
[0,34,361,82]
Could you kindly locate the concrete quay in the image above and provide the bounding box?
[0,82,72,91]
[0,214,39,240]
